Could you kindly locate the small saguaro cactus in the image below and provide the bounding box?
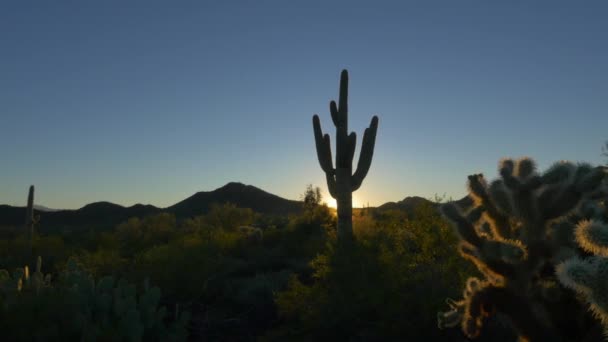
[25,185,39,262]
[313,70,379,240]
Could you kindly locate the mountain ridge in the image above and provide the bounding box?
[0,182,303,231]
[0,182,471,231]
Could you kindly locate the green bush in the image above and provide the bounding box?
[267,202,473,341]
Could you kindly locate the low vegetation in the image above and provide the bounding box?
[1,154,606,341]
[0,186,482,341]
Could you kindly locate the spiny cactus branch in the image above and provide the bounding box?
[438,157,608,341]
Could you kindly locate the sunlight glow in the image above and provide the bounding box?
[323,193,364,209]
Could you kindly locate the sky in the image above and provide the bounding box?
[1,1,607,210]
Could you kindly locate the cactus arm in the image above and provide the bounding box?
[467,175,512,239]
[337,69,348,125]
[330,101,339,127]
[463,285,560,340]
[351,116,378,191]
[326,173,337,198]
[312,115,334,175]
[574,220,608,257]
[441,203,484,248]
[329,70,348,126]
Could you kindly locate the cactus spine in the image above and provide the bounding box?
[313,70,379,240]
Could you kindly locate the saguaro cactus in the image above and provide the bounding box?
[25,185,38,262]
[313,70,379,240]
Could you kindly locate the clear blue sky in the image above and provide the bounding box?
[2,1,607,209]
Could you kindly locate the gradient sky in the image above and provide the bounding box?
[2,1,607,209]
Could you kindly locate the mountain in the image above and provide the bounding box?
[376,196,435,213]
[0,202,162,232]
[0,182,472,231]
[0,182,302,231]
[167,182,302,217]
[375,195,472,216]
[33,205,60,212]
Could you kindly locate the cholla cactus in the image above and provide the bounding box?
[438,157,608,341]
[556,220,608,332]
[313,70,379,240]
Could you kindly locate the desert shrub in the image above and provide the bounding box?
[116,213,177,256]
[75,248,129,279]
[0,235,30,269]
[127,205,334,340]
[134,232,233,302]
[204,203,257,232]
[267,202,474,341]
[0,234,70,274]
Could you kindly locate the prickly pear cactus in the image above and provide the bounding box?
[438,157,608,341]
[0,257,189,341]
[60,258,190,341]
[0,256,52,306]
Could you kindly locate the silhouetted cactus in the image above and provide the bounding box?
[313,70,379,240]
[438,157,608,341]
[24,185,39,263]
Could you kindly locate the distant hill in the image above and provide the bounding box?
[167,182,302,218]
[374,195,472,216]
[0,202,163,232]
[0,182,472,232]
[0,182,303,231]
[376,196,435,213]
[33,204,60,212]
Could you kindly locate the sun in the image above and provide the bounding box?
[323,194,362,209]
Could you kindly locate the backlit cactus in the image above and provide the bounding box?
[556,219,608,332]
[312,70,379,240]
[438,157,608,341]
